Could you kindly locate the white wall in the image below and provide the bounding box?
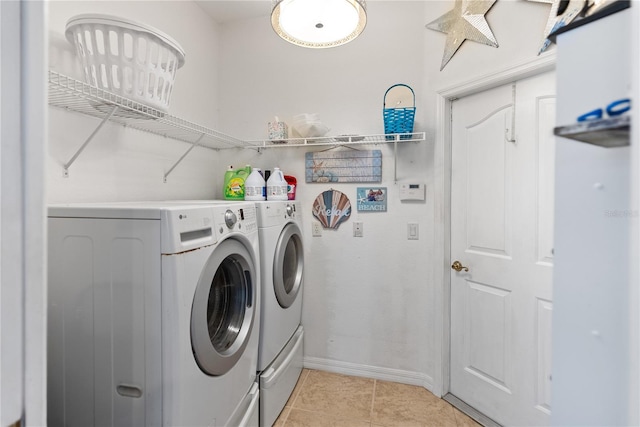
[46,0,553,391]
[216,0,434,385]
[552,9,631,426]
[48,0,223,202]
[630,4,640,425]
[216,0,552,388]
[2,1,48,425]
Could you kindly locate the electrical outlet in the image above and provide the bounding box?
[312,222,322,237]
[353,222,363,237]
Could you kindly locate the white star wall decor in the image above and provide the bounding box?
[426,0,499,71]
[528,0,586,54]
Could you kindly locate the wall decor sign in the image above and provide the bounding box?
[305,149,382,183]
[357,187,387,212]
[312,189,351,229]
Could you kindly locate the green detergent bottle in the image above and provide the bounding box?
[224,165,251,200]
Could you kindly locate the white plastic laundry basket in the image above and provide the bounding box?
[65,14,186,113]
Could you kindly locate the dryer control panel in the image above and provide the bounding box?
[285,202,298,218]
[216,203,257,235]
[256,201,301,228]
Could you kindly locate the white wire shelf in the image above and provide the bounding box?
[48,70,426,181]
[48,70,257,151]
[251,132,426,183]
[250,132,426,148]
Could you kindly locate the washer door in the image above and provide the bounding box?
[191,238,256,376]
[273,222,304,308]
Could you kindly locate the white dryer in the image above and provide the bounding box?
[256,201,305,427]
[47,201,260,427]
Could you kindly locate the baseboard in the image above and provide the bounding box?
[443,393,502,427]
[303,356,435,394]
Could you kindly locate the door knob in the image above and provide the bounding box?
[451,261,469,272]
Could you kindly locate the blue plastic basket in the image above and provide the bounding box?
[383,84,415,140]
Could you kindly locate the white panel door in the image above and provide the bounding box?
[450,71,555,426]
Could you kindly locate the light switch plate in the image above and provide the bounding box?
[353,222,363,237]
[408,223,419,240]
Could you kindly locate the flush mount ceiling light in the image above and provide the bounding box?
[271,0,367,48]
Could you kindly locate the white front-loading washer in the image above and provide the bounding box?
[47,201,260,427]
[255,201,304,427]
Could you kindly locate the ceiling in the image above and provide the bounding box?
[195,1,272,24]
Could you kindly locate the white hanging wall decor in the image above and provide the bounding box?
[312,190,352,229]
[305,149,382,183]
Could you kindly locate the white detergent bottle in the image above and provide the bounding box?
[267,167,288,200]
[245,168,266,201]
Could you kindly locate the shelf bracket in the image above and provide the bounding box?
[63,105,118,177]
[163,133,205,183]
[394,134,400,183]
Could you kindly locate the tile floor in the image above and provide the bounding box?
[273,369,481,427]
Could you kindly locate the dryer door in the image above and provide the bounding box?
[191,238,256,376]
[273,222,304,308]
